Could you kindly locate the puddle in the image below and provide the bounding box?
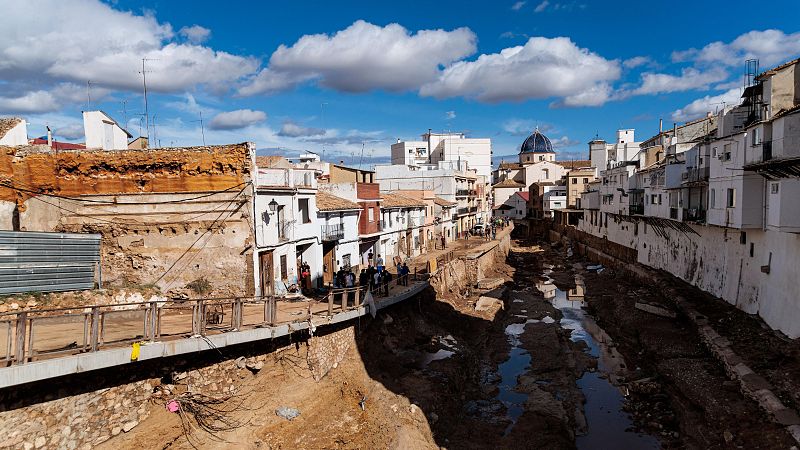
[495,319,538,435]
[538,277,660,449]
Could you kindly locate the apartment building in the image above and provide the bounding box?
[572,57,800,338]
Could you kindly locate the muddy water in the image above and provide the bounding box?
[538,275,660,449]
[497,323,533,435]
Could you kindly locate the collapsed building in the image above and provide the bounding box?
[0,130,256,297]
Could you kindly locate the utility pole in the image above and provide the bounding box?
[119,99,128,129]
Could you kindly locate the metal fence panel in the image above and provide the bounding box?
[0,231,101,295]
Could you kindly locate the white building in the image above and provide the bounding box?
[83,111,132,150]
[378,192,427,261]
[573,57,800,339]
[315,190,361,286]
[375,162,480,236]
[589,129,640,171]
[391,131,492,181]
[0,118,27,146]
[543,186,567,217]
[252,159,321,297]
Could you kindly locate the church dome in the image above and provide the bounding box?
[520,128,554,154]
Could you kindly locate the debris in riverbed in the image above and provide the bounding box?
[276,406,301,420]
[634,302,677,319]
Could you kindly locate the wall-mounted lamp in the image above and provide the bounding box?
[268,199,279,214]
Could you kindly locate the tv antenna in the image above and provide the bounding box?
[320,102,328,159]
[86,80,94,110]
[139,58,158,142]
[192,110,206,146]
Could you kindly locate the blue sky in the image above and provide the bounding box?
[2,0,800,166]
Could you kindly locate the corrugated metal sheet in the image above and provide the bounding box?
[0,231,101,295]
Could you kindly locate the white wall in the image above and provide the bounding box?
[83,111,129,150]
[576,216,800,339]
[0,121,27,146]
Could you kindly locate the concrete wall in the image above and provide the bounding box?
[569,216,800,339]
[0,325,358,449]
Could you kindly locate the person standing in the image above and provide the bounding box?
[382,270,392,296]
[376,254,384,272]
[440,233,446,249]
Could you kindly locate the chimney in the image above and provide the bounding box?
[46,126,52,147]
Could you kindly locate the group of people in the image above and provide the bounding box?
[327,252,413,298]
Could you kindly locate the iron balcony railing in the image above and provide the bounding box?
[457,207,469,215]
[682,166,710,183]
[456,189,470,196]
[629,204,644,215]
[321,223,344,241]
[682,208,707,223]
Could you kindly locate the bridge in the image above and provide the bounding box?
[0,277,429,388]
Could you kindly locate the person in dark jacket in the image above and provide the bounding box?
[382,270,392,296]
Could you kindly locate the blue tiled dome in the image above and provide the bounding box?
[520,128,554,154]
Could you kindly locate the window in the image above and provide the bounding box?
[543,168,549,179]
[712,147,718,157]
[280,255,288,280]
[727,188,735,207]
[583,178,589,183]
[724,143,731,161]
[658,194,662,205]
[341,254,351,269]
[771,182,779,194]
[554,202,562,206]
[299,198,310,223]
[710,189,716,208]
[572,178,577,184]
[752,128,761,146]
[367,207,374,221]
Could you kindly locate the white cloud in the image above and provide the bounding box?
[276,122,326,138]
[239,20,477,96]
[0,0,258,95]
[534,0,550,12]
[672,29,800,69]
[54,123,85,140]
[503,119,553,136]
[420,37,620,105]
[445,111,456,120]
[623,56,652,69]
[551,136,579,148]
[208,109,267,130]
[671,88,743,122]
[511,1,527,10]
[0,91,60,114]
[631,67,729,95]
[179,25,211,44]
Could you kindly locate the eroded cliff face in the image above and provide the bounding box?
[0,143,256,297]
[0,143,251,206]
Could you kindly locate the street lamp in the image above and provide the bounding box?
[268,199,279,214]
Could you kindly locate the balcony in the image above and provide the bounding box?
[321,223,344,241]
[456,189,470,197]
[456,207,469,215]
[629,204,644,215]
[682,166,710,184]
[682,208,707,223]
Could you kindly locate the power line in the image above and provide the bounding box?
[0,179,249,205]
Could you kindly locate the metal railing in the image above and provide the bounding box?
[321,223,344,241]
[457,207,469,215]
[682,208,707,223]
[0,297,281,366]
[682,166,710,183]
[456,189,470,196]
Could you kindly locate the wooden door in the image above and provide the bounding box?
[260,251,274,297]
[323,244,336,285]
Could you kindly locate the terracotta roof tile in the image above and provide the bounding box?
[381,192,427,208]
[498,162,523,170]
[492,179,526,188]
[0,118,22,140]
[555,160,592,169]
[433,196,457,207]
[316,191,360,211]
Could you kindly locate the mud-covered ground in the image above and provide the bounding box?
[102,236,797,449]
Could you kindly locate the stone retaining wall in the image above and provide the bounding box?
[0,323,358,449]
